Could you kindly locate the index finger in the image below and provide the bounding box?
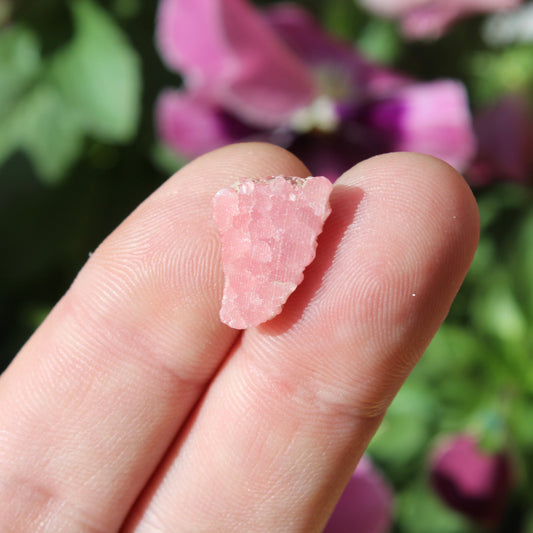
[0,143,309,531]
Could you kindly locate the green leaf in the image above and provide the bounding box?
[475,183,529,232]
[471,268,527,345]
[0,82,84,183]
[397,482,472,533]
[470,44,533,105]
[321,0,365,41]
[512,210,533,320]
[0,0,141,183]
[510,392,533,449]
[356,19,400,64]
[49,0,141,141]
[469,408,509,454]
[420,324,486,378]
[0,26,41,113]
[16,84,84,183]
[368,383,437,478]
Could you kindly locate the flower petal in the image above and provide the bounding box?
[324,456,393,533]
[359,80,476,171]
[155,89,257,158]
[265,3,409,101]
[359,0,523,39]
[156,0,315,127]
[430,435,513,526]
[265,4,362,69]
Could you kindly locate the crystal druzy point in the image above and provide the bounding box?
[213,175,333,329]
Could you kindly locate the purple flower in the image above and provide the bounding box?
[155,0,476,180]
[156,90,260,159]
[358,0,523,39]
[468,94,533,186]
[156,0,315,128]
[354,79,475,171]
[324,456,393,533]
[430,434,513,526]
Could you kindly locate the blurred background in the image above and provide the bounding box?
[2,0,533,531]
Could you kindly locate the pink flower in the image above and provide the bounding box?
[356,80,475,172]
[358,0,523,39]
[156,0,315,127]
[430,434,513,526]
[324,456,393,533]
[155,0,476,179]
[156,91,259,159]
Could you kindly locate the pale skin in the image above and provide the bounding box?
[0,144,479,532]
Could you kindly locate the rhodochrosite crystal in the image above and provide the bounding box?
[213,175,332,329]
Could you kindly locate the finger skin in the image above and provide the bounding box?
[126,153,480,532]
[0,143,309,532]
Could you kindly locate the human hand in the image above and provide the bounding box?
[0,144,479,532]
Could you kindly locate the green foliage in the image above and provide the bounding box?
[0,0,141,183]
[49,0,140,141]
[0,25,40,105]
[0,1,163,365]
[356,18,401,64]
[397,483,470,533]
[321,0,367,41]
[470,45,533,105]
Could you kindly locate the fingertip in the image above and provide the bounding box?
[259,150,481,415]
[179,142,311,188]
[337,151,480,270]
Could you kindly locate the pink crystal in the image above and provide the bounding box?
[213,175,332,329]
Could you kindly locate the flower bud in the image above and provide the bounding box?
[430,435,513,526]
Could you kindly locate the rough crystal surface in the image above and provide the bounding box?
[213,175,332,329]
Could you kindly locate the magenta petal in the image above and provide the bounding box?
[395,80,476,170]
[430,435,513,525]
[402,0,522,39]
[359,0,523,39]
[265,4,361,68]
[265,3,409,100]
[156,0,315,127]
[401,4,467,38]
[155,90,256,158]
[363,80,476,171]
[324,457,393,533]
